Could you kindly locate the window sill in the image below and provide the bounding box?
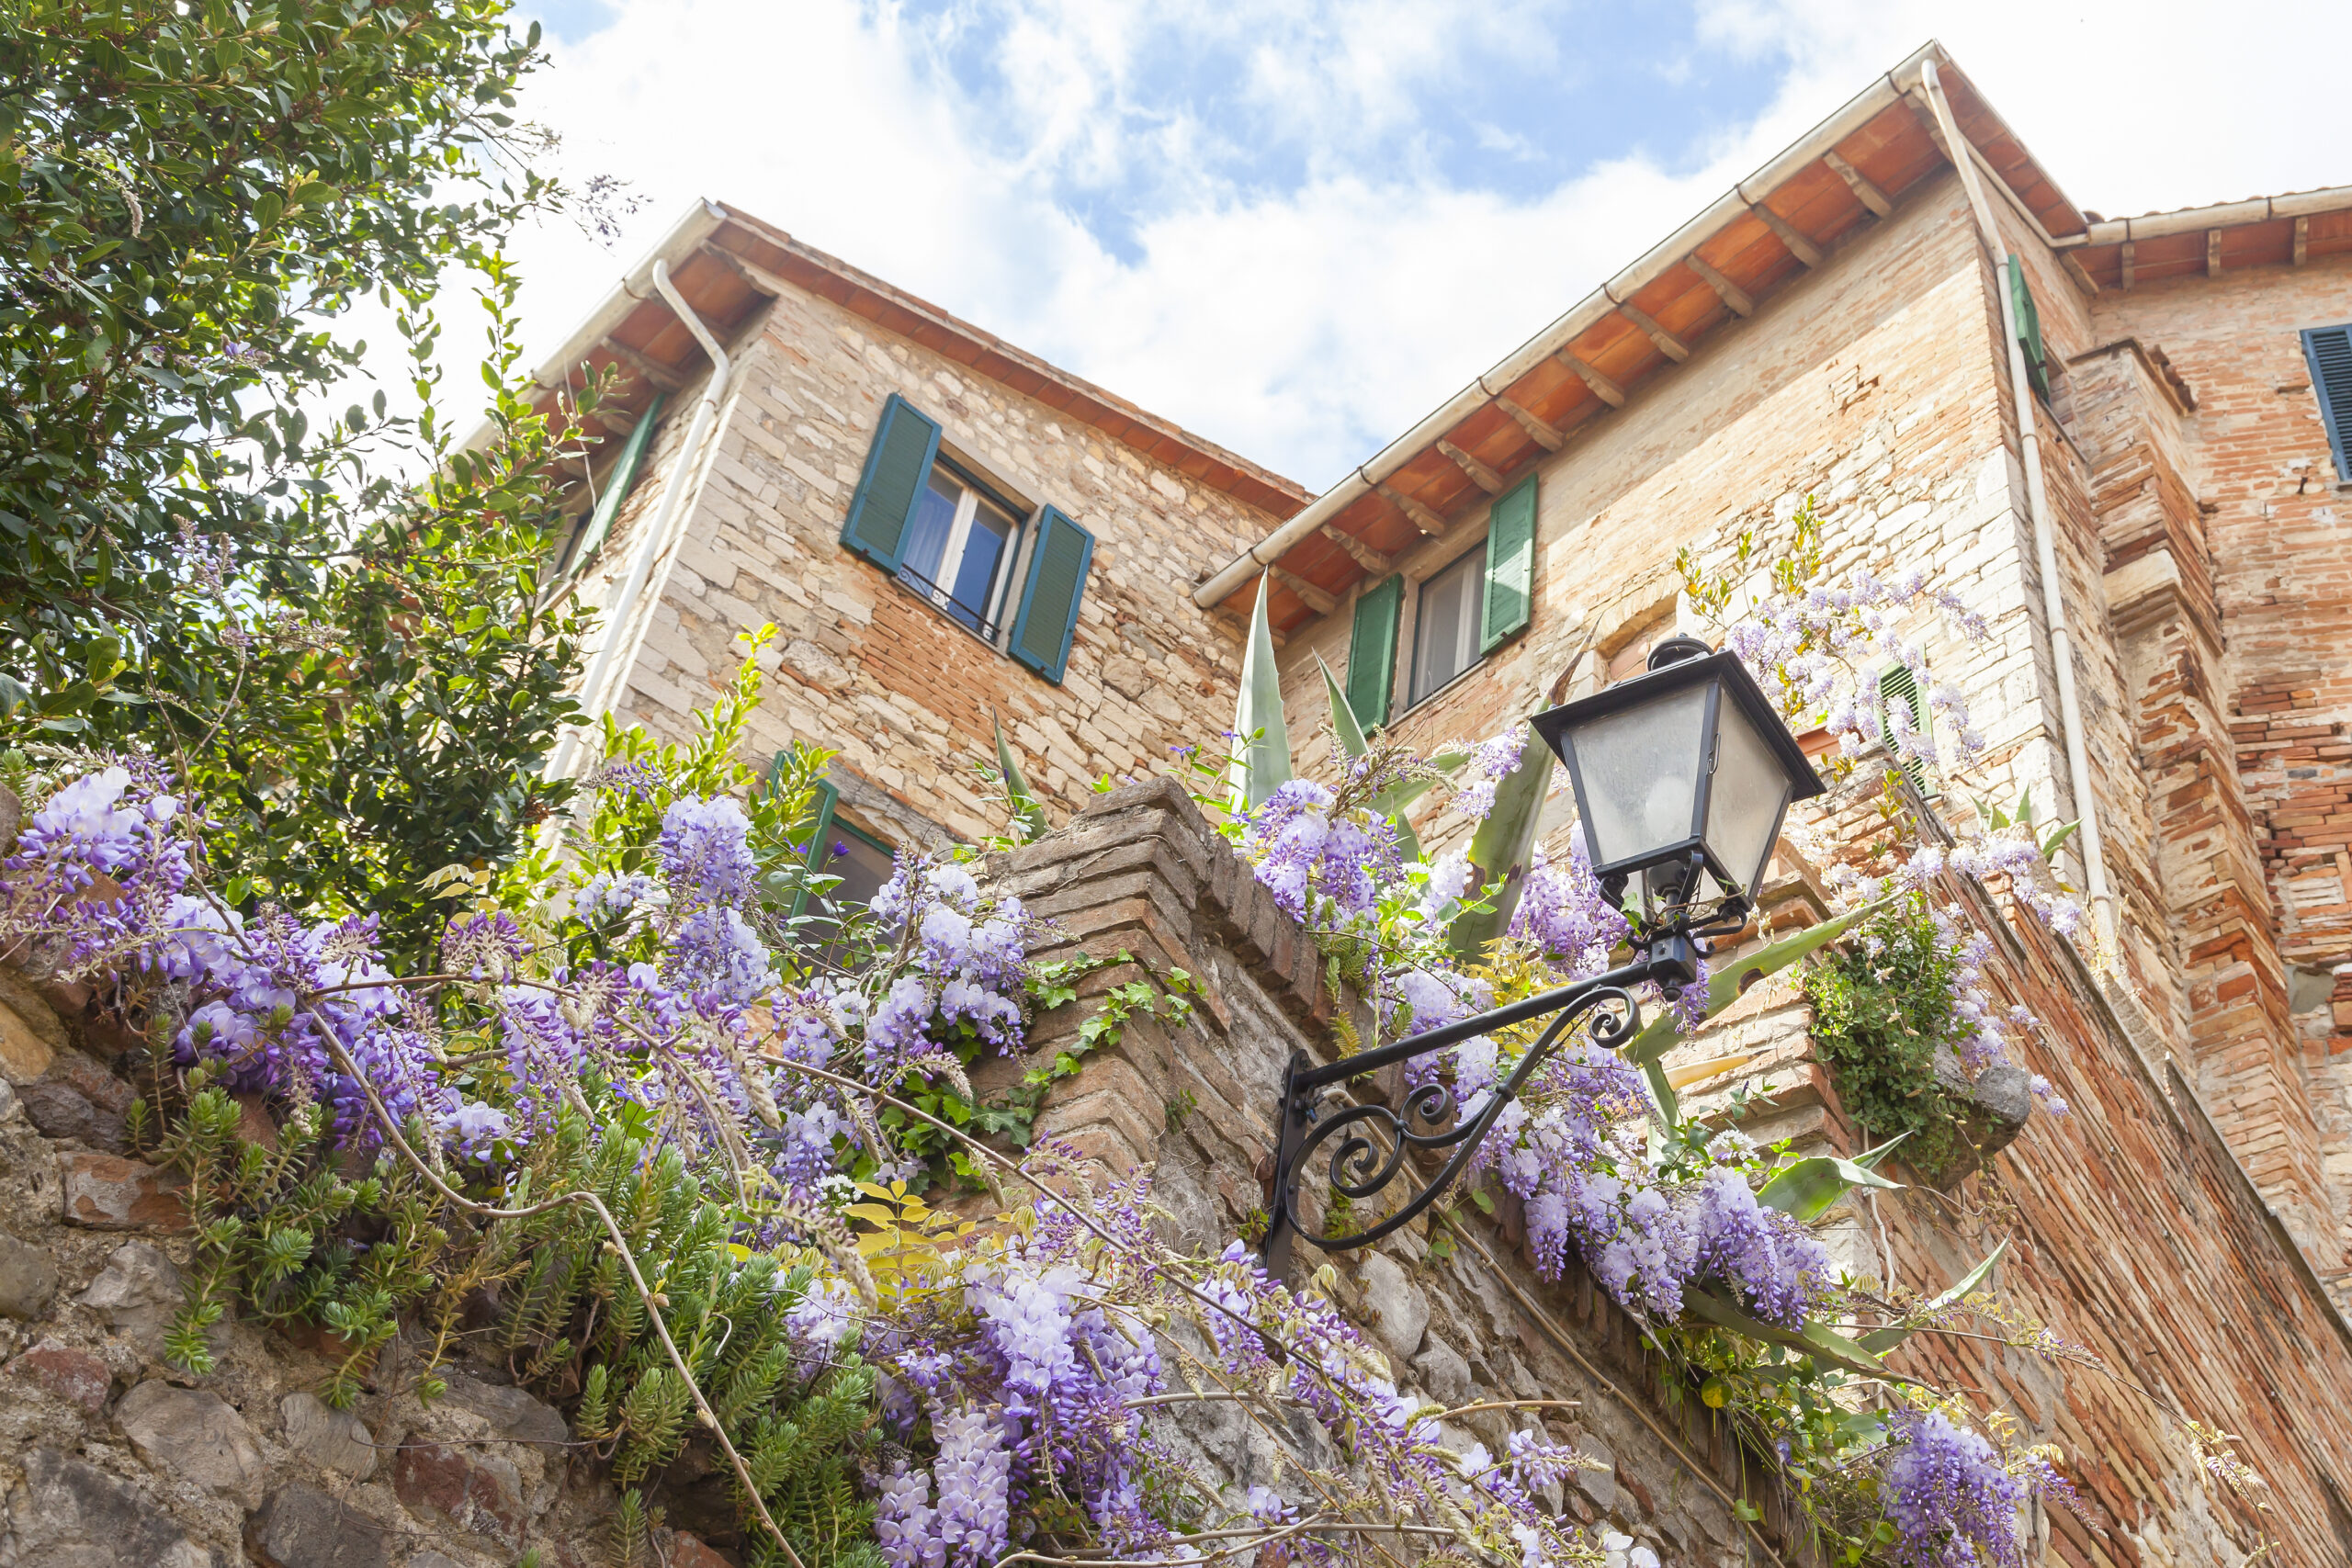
[1398,659,1489,721]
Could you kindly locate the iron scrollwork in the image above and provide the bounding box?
[1259,952,1681,1271]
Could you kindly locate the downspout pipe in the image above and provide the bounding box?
[1921,60,2119,956]
[544,257,734,783]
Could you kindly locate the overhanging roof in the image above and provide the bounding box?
[1192,41,2095,624]
[492,201,1313,520]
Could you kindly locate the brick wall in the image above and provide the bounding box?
[1003,777,2352,1566]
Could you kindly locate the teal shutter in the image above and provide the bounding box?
[2007,255,2049,401]
[1480,473,1536,654]
[1879,665,1930,795]
[2303,325,2352,484]
[1345,575,1402,730]
[1009,505,1093,684]
[842,393,942,571]
[563,392,664,576]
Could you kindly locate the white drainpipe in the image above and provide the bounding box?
[1921,60,2119,956]
[545,257,734,783]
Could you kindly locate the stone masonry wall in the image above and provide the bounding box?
[569,278,1293,847]
[0,965,733,1568]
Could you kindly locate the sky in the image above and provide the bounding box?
[454,0,2352,493]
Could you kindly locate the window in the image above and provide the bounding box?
[1410,542,1487,704]
[900,457,1023,634]
[1878,664,1934,796]
[2303,324,2352,485]
[2007,254,2050,401]
[784,773,899,966]
[555,393,665,578]
[841,393,1097,682]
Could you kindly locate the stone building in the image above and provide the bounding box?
[475,36,2352,1565]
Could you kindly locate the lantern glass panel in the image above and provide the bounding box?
[1704,694,1794,898]
[1568,681,1710,870]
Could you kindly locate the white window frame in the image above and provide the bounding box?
[903,453,1028,641]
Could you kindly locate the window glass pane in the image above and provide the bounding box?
[901,469,962,587]
[947,499,1015,631]
[1411,546,1486,702]
[804,827,898,968]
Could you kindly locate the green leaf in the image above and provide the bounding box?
[2040,820,2079,862]
[1682,1285,1913,1383]
[1854,1239,2008,1354]
[1227,573,1292,812]
[991,712,1049,844]
[1316,653,1369,761]
[1757,1151,1905,1224]
[1622,898,1886,1067]
[1445,723,1554,961]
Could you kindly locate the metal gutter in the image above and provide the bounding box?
[2079,186,2352,245]
[1191,41,1946,610]
[456,198,729,456]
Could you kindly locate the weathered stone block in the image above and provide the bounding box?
[118,1379,268,1508]
[4,1338,110,1415]
[249,1483,393,1568]
[80,1238,185,1350]
[282,1390,379,1481]
[393,1440,527,1550]
[0,1228,58,1318]
[4,1447,209,1568]
[58,1152,186,1231]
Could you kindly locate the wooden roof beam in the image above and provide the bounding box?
[2296,215,2311,266]
[1822,151,1894,218]
[599,337,687,393]
[1374,479,1449,537]
[1684,255,1755,318]
[2120,241,2136,290]
[1611,299,1690,362]
[1555,351,1626,408]
[1435,439,1507,493]
[1212,605,1284,649]
[1320,525,1396,576]
[2207,229,2222,276]
[1749,204,1824,268]
[1493,394,1566,451]
[1270,565,1338,616]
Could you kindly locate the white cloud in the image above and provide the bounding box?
[470,0,2352,496]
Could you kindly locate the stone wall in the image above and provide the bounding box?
[0,971,717,1568]
[999,775,2352,1567]
[569,270,1297,847]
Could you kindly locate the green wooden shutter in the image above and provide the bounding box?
[563,392,664,576]
[2303,325,2352,484]
[1879,664,1930,795]
[1480,473,1536,654]
[1344,575,1402,731]
[1010,505,1093,683]
[841,393,942,571]
[2007,255,2049,401]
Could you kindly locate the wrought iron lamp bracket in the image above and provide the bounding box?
[1257,944,1694,1273]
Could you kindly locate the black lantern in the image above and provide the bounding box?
[1256,633,1828,1273]
[1531,635,1826,929]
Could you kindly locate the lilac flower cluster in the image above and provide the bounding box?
[1878,1409,2032,1568]
[1448,734,1532,821]
[866,1178,1171,1568]
[1716,568,1989,775]
[1239,779,1395,926]
[861,859,1030,1070]
[1507,840,1627,976]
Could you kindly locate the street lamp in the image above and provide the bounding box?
[1260,636,1826,1269]
[1532,634,1827,933]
